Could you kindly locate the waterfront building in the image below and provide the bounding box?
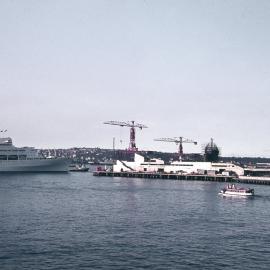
[113,153,244,176]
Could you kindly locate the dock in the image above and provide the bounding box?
[237,176,270,185]
[93,171,235,182]
[93,171,270,185]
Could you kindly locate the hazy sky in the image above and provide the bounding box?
[1,0,270,156]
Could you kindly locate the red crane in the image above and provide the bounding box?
[103,120,148,152]
[154,136,197,161]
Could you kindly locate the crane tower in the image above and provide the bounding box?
[154,136,197,161]
[103,120,148,152]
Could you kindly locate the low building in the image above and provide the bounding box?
[114,153,165,173]
[113,154,244,176]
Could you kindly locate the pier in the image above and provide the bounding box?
[93,171,235,182]
[93,171,270,185]
[237,176,270,185]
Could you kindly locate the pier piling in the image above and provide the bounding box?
[93,171,270,185]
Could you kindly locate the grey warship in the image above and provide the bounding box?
[0,137,70,172]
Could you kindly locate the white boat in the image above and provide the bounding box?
[219,184,254,197]
[0,136,70,172]
[69,164,89,172]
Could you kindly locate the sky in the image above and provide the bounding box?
[0,0,270,157]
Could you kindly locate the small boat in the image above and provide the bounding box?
[69,164,89,172]
[219,184,254,197]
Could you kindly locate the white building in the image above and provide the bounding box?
[113,153,244,176]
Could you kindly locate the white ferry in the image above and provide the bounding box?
[219,184,254,197]
[0,137,70,172]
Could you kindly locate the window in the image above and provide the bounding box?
[8,155,18,160]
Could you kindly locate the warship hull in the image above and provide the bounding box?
[0,158,70,172]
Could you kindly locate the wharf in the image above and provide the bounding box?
[237,176,270,185]
[93,171,270,185]
[93,171,235,182]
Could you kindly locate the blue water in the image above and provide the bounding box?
[1,172,270,270]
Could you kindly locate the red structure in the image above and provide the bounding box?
[104,120,148,152]
[154,136,197,161]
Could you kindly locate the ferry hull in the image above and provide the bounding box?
[219,193,254,197]
[219,192,254,197]
[0,158,70,172]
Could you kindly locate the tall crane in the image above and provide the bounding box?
[154,136,197,161]
[104,120,148,152]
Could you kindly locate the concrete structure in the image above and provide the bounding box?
[113,153,244,176]
[114,153,164,173]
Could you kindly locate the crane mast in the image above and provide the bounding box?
[103,120,148,152]
[154,136,197,161]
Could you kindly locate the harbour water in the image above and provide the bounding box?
[1,171,270,269]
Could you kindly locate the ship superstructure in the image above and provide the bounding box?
[0,137,70,172]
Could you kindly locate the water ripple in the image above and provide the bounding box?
[1,174,270,269]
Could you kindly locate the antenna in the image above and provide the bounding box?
[0,129,7,137]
